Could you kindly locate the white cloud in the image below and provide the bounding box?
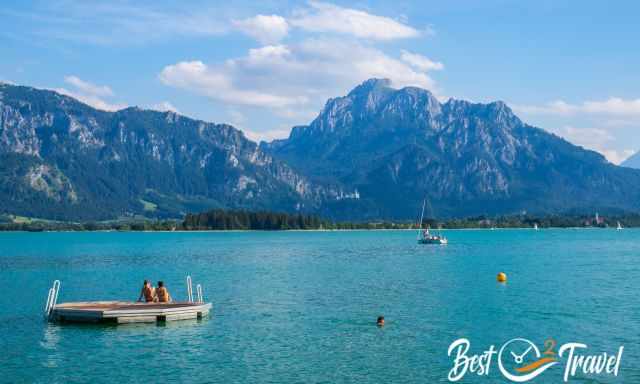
[159,39,442,115]
[226,108,290,143]
[159,60,307,108]
[228,108,247,127]
[557,125,634,165]
[3,2,227,45]
[582,98,640,116]
[560,125,614,148]
[513,97,640,117]
[152,101,179,113]
[289,1,420,40]
[513,97,640,166]
[601,149,636,165]
[55,75,125,111]
[8,2,422,45]
[246,44,291,62]
[233,14,289,44]
[159,2,440,139]
[400,50,444,72]
[512,100,575,116]
[64,75,113,97]
[56,88,126,111]
[242,127,291,143]
[513,97,640,164]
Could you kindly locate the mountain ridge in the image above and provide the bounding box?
[0,83,341,220]
[2,80,640,221]
[265,78,640,219]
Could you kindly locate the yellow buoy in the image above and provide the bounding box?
[497,272,507,283]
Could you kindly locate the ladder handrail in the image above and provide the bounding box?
[52,280,60,311]
[186,275,193,303]
[44,288,54,313]
[196,284,203,304]
[44,280,61,318]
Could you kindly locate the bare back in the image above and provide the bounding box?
[143,286,155,302]
[156,287,171,302]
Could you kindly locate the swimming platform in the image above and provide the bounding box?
[45,278,212,324]
[49,301,212,324]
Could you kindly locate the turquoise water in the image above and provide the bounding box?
[1,229,638,383]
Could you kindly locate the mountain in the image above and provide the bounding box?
[0,83,337,220]
[2,80,640,222]
[265,78,640,219]
[621,151,640,169]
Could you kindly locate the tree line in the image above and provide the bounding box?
[1,210,640,231]
[182,209,325,230]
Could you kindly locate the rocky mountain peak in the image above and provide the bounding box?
[266,80,640,219]
[3,82,640,221]
[347,78,392,97]
[441,98,521,129]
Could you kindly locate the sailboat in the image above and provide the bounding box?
[417,199,448,245]
[617,221,623,230]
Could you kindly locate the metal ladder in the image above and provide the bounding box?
[44,280,60,320]
[186,275,204,304]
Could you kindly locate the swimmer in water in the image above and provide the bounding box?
[377,316,385,327]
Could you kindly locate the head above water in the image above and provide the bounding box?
[377,316,385,326]
[158,281,164,288]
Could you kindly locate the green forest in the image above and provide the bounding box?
[1,209,640,231]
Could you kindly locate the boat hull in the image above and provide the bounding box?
[418,238,448,245]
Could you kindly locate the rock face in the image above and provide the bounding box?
[266,79,640,219]
[0,84,332,220]
[2,80,640,221]
[621,151,640,169]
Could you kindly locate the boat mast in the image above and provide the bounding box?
[417,199,426,240]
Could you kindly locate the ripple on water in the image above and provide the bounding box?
[0,229,638,383]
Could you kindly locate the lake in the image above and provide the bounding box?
[1,229,638,383]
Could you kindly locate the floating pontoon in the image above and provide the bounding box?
[44,277,212,324]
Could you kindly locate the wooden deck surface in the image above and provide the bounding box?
[55,301,202,310]
[50,301,212,324]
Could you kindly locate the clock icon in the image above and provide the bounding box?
[498,338,558,382]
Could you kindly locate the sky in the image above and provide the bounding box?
[1,0,639,164]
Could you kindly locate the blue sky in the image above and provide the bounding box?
[1,0,639,163]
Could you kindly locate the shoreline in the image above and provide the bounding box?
[0,226,634,233]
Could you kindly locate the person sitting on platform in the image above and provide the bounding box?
[155,281,172,303]
[137,280,155,303]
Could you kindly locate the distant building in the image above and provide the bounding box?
[587,212,605,226]
[336,189,360,200]
[595,212,604,225]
